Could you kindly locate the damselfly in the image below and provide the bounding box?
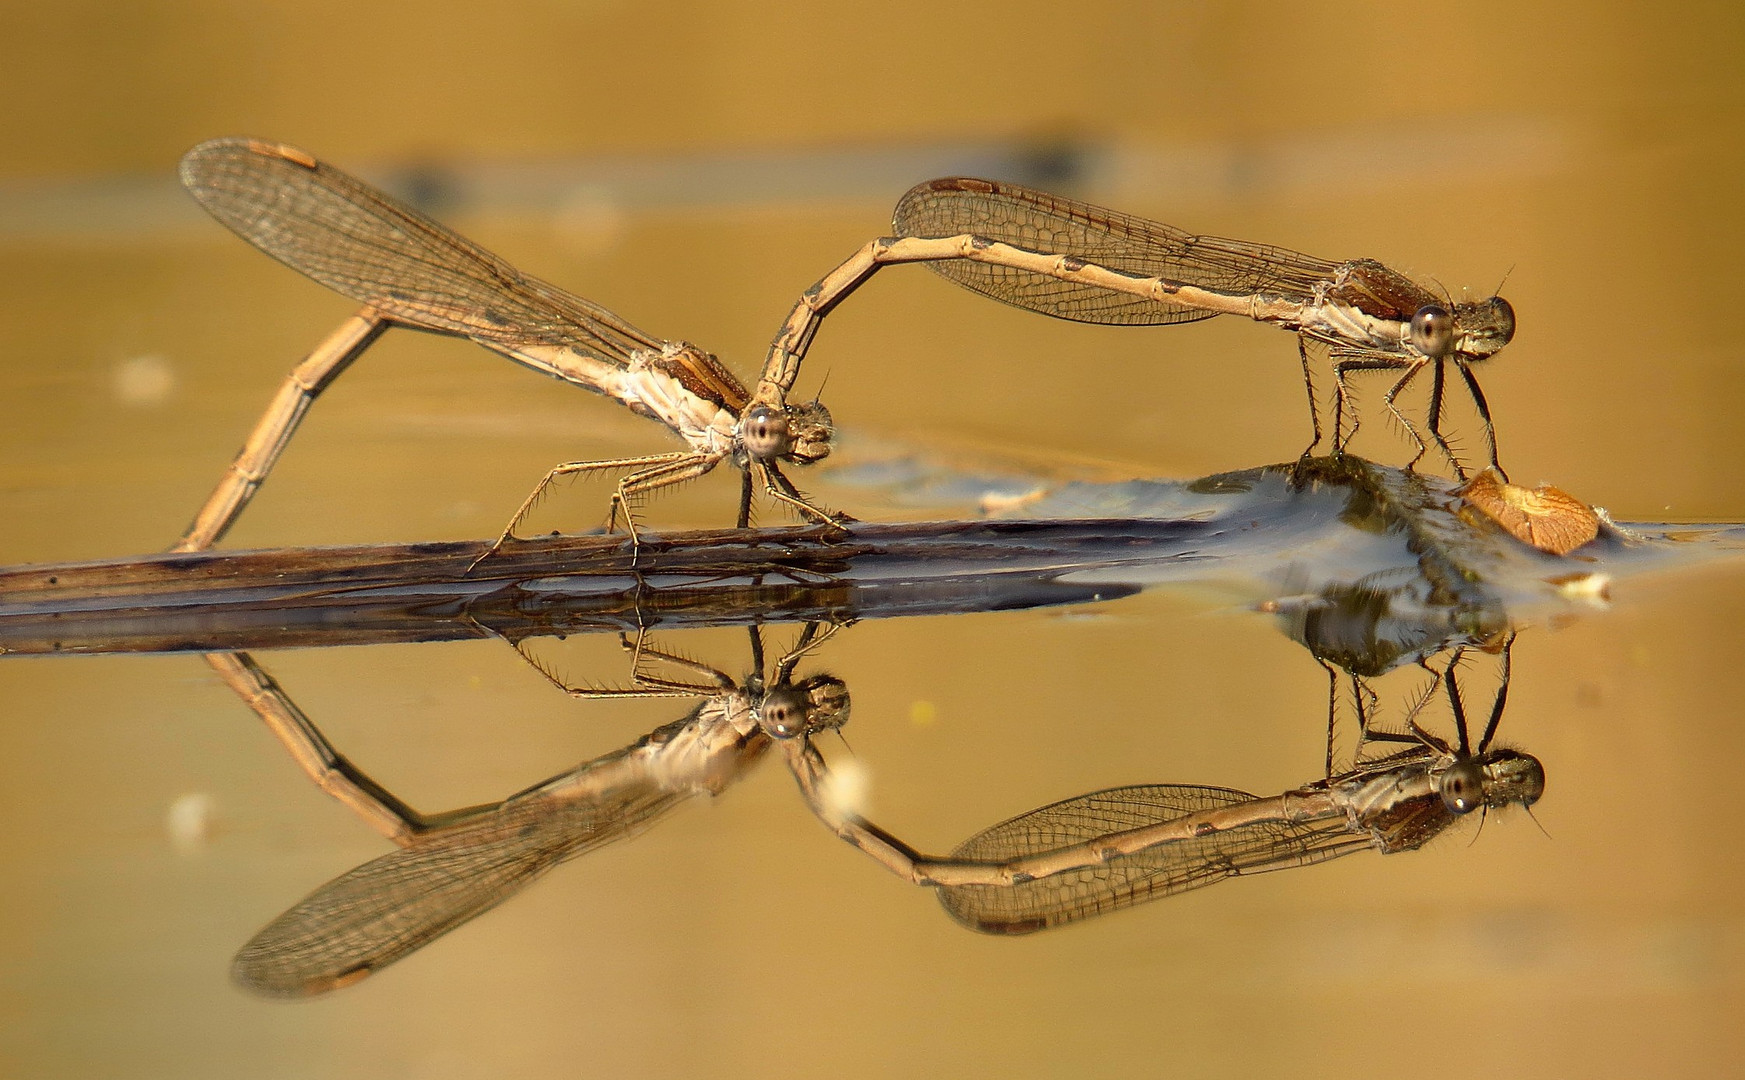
[212,626,847,996]
[758,177,1516,479]
[173,137,840,554]
[779,640,1538,933]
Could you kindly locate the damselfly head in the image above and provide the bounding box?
[781,400,835,465]
[1480,748,1545,808]
[736,402,835,465]
[1451,295,1516,360]
[756,674,850,739]
[800,673,851,730]
[1437,748,1544,814]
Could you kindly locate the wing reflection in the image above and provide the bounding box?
[234,755,698,996]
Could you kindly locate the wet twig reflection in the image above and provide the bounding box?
[2,455,1723,659]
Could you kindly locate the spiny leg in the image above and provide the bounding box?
[1401,655,1453,753]
[550,452,698,537]
[468,589,736,699]
[511,613,734,697]
[468,451,701,572]
[1443,646,1475,756]
[1297,336,1326,462]
[736,465,754,530]
[174,310,389,551]
[1330,354,1413,456]
[1421,359,1471,481]
[745,623,767,684]
[512,632,732,699]
[609,453,726,547]
[1350,668,1454,754]
[1454,360,1507,482]
[1351,673,1382,746]
[1379,358,1432,470]
[1317,657,1340,777]
[619,629,729,686]
[773,620,844,684]
[755,460,852,529]
[1474,631,1515,753]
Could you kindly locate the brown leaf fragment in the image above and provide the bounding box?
[1457,469,1601,556]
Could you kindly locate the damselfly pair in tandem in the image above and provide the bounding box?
[175,138,1516,553]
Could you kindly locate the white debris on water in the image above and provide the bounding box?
[166,793,216,856]
[113,354,176,407]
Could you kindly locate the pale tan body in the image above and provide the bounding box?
[174,137,835,555]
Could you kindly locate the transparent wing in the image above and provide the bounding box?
[232,787,686,996]
[181,137,663,360]
[893,177,1348,327]
[939,783,1369,934]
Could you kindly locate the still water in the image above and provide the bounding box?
[2,3,1743,1077]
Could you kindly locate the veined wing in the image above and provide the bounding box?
[181,137,664,361]
[893,177,1348,326]
[232,785,688,997]
[939,783,1369,934]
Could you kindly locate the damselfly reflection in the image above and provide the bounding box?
[780,643,1540,934]
[173,138,841,554]
[762,178,1514,479]
[938,738,1541,935]
[210,626,844,996]
[207,615,1543,990]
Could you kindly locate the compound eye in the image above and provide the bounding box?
[757,687,810,739]
[1485,295,1517,348]
[1409,304,1455,357]
[1438,759,1486,814]
[740,405,791,460]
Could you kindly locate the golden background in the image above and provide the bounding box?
[0,2,1740,1076]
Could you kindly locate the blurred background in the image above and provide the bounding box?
[0,2,1741,1077]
